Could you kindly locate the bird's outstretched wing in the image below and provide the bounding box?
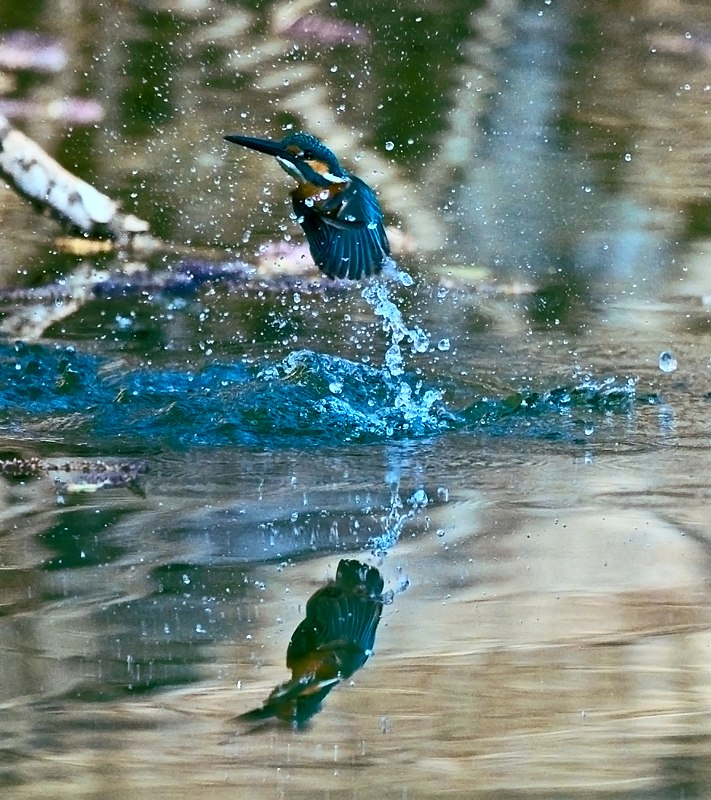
[293,177,390,280]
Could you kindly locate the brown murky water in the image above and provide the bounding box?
[1,1,711,798]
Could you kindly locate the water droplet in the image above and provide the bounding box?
[411,488,428,507]
[411,328,430,353]
[437,338,450,352]
[658,350,677,372]
[385,141,395,151]
[398,270,414,286]
[329,381,343,394]
[623,152,632,162]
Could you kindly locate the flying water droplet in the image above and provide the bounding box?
[658,350,677,373]
[381,256,412,286]
[385,141,395,151]
[410,488,428,507]
[411,328,430,353]
[384,343,404,377]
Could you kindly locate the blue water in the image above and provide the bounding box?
[0,339,656,451]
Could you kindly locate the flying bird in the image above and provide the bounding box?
[224,131,390,280]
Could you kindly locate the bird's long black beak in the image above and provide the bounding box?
[224,134,286,157]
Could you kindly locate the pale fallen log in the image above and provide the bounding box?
[0,113,154,245]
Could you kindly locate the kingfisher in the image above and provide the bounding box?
[224,131,390,280]
[238,559,386,727]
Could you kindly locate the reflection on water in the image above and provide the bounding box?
[1,0,711,797]
[238,559,388,728]
[3,436,711,798]
[1,301,710,796]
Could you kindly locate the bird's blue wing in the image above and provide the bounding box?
[292,176,390,280]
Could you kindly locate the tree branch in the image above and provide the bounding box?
[0,113,154,245]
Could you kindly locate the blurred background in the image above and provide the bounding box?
[2,0,711,296]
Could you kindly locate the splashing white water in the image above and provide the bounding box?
[362,272,429,378]
[367,478,431,556]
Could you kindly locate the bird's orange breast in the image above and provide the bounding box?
[291,180,346,203]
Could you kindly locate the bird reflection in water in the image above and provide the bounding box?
[239,559,389,728]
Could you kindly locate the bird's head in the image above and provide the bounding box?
[224,131,348,189]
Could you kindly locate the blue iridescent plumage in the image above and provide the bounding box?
[225,131,390,280]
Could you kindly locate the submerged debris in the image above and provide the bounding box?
[0,457,148,494]
[0,456,44,478]
[0,259,343,341]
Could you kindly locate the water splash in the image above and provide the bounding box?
[361,275,429,378]
[0,343,660,450]
[367,477,430,556]
[255,349,450,442]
